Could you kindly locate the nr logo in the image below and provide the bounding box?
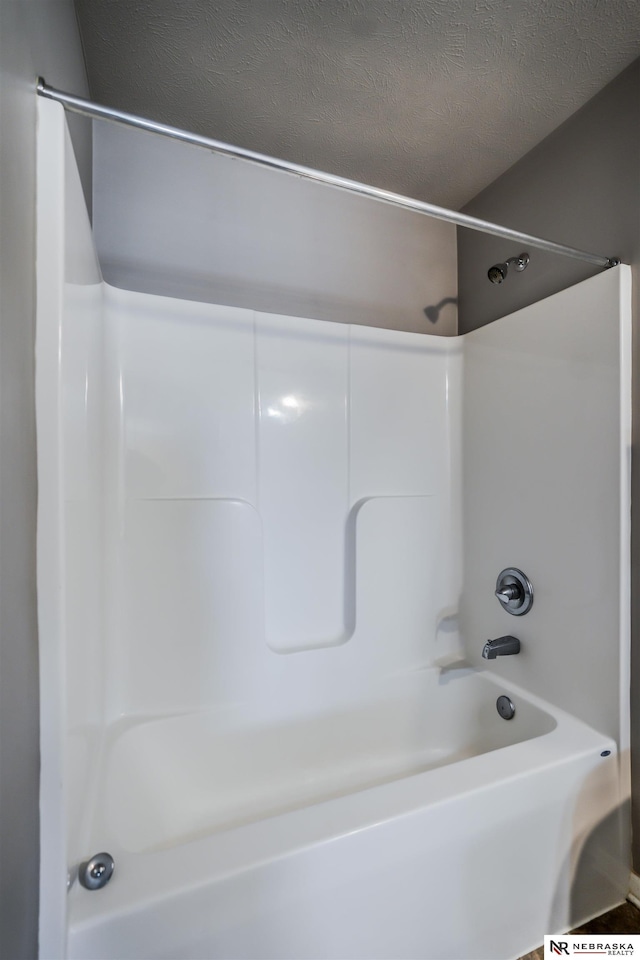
[549,943,570,956]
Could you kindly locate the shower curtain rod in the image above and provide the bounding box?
[37,78,619,270]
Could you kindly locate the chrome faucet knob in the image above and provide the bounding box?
[495,568,533,616]
[495,584,521,604]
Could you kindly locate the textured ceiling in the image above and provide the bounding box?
[75,0,640,208]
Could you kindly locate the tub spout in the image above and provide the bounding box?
[482,635,520,659]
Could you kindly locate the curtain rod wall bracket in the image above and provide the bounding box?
[36,77,621,272]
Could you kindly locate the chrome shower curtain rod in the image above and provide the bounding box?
[37,78,619,270]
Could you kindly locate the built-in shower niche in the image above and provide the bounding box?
[104,287,462,719]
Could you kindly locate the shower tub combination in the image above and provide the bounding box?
[37,98,631,960]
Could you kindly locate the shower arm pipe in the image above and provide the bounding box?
[37,78,619,270]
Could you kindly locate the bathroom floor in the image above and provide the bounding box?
[519,900,640,960]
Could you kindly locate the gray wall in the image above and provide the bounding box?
[457,58,640,869]
[92,122,458,335]
[458,59,639,334]
[0,3,89,957]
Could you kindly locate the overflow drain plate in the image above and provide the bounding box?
[496,695,516,720]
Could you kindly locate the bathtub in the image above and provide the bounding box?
[66,666,621,960]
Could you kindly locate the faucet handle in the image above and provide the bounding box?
[495,568,533,616]
[495,584,522,604]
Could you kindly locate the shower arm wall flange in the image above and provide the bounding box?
[35,78,622,272]
[507,253,530,272]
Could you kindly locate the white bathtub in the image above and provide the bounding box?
[67,667,622,960]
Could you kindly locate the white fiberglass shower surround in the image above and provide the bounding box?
[36,95,631,960]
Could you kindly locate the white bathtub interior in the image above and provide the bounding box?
[37,99,632,960]
[103,667,560,855]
